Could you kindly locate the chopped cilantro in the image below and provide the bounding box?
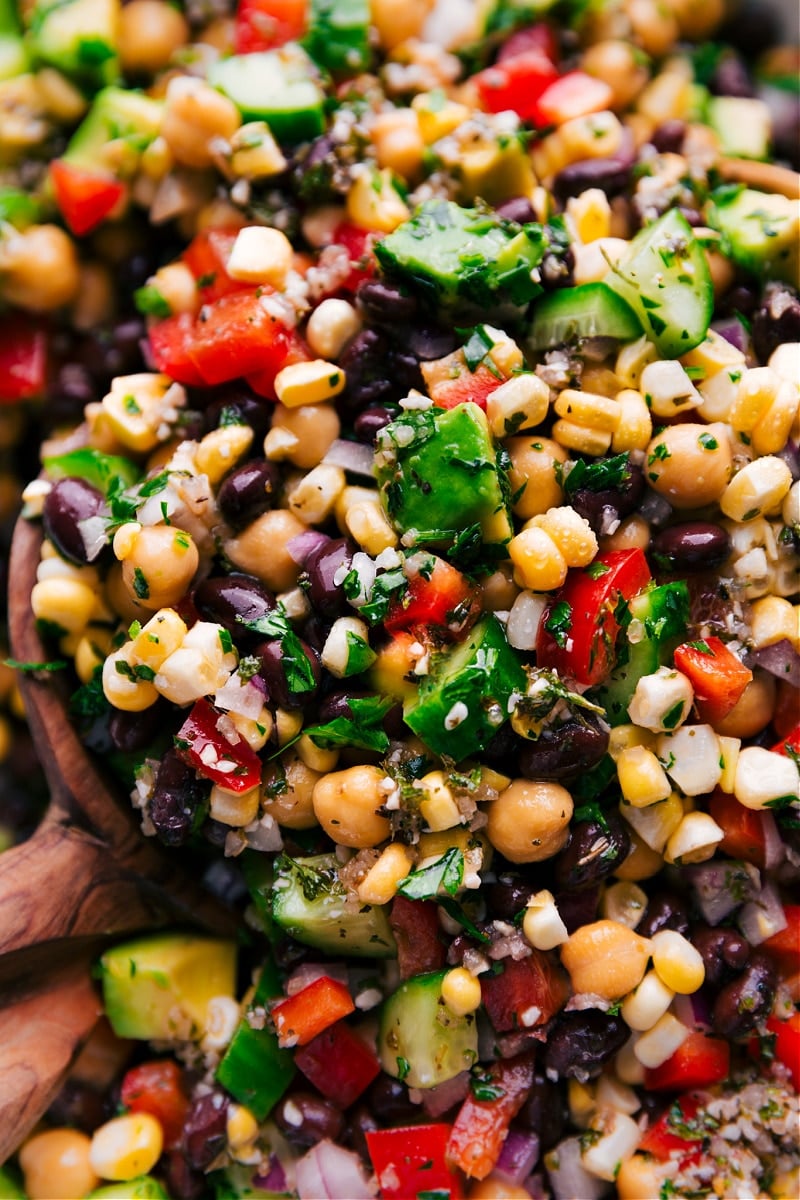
[544,600,572,649]
[397,847,464,900]
[304,696,392,754]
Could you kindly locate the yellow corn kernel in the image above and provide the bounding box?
[529,506,598,568]
[560,110,623,161]
[274,359,346,408]
[551,418,612,457]
[150,262,198,317]
[567,1079,596,1129]
[412,90,470,143]
[288,464,345,525]
[554,388,621,433]
[347,166,409,233]
[620,792,684,853]
[275,707,304,746]
[617,746,672,808]
[74,625,115,684]
[697,362,743,423]
[720,456,793,522]
[209,783,261,828]
[682,329,746,377]
[31,576,95,635]
[616,336,657,390]
[195,424,254,485]
[345,499,398,555]
[664,811,724,865]
[486,373,550,439]
[88,1113,163,1181]
[102,373,183,453]
[486,329,524,377]
[226,1103,259,1153]
[296,732,339,774]
[650,929,706,994]
[750,595,797,649]
[130,608,188,670]
[608,724,656,761]
[372,107,424,178]
[102,647,159,712]
[523,889,569,951]
[226,225,294,287]
[636,70,692,124]
[441,967,482,1017]
[753,382,799,458]
[306,298,362,360]
[357,842,414,906]
[612,388,653,452]
[567,188,611,243]
[231,708,273,751]
[419,771,463,832]
[509,526,567,592]
[771,1166,800,1200]
[718,735,741,794]
[229,121,287,179]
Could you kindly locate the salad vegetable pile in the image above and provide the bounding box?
[1,0,799,1196]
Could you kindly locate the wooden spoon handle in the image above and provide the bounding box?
[0,959,102,1163]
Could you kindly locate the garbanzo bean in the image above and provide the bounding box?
[262,753,321,830]
[561,919,651,1000]
[120,526,199,611]
[582,40,649,110]
[645,422,733,509]
[312,764,392,848]
[266,403,342,469]
[713,670,776,739]
[505,436,568,519]
[227,509,308,592]
[0,224,80,311]
[486,780,573,864]
[161,76,241,169]
[119,0,190,74]
[19,1129,99,1200]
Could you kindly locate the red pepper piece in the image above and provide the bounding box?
[272,976,355,1047]
[480,952,569,1034]
[446,1052,536,1180]
[644,1031,730,1092]
[175,698,262,793]
[673,636,753,725]
[367,1123,463,1199]
[121,1060,189,1149]
[49,159,126,236]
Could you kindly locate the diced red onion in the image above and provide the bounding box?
[711,317,751,356]
[495,1129,541,1186]
[546,1136,609,1200]
[753,639,800,688]
[286,530,331,565]
[286,961,348,995]
[686,861,761,925]
[77,514,108,563]
[737,881,788,947]
[420,1070,470,1118]
[140,336,157,370]
[213,675,265,719]
[639,488,672,528]
[322,438,377,478]
[760,811,785,871]
[672,989,712,1032]
[295,1140,377,1199]
[254,1156,288,1193]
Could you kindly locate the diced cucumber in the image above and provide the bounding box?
[86,1180,169,1199]
[708,185,799,288]
[605,208,713,357]
[527,282,642,350]
[62,86,163,173]
[378,969,479,1089]
[706,96,771,160]
[210,46,325,143]
[215,958,295,1120]
[595,581,689,725]
[404,614,527,761]
[375,199,546,310]
[302,0,371,75]
[271,853,397,958]
[0,188,40,228]
[29,0,120,88]
[0,1166,25,1199]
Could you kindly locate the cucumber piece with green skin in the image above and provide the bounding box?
[605,208,713,357]
[375,199,546,310]
[302,0,371,75]
[29,0,120,88]
[271,853,397,957]
[404,614,527,761]
[62,86,163,173]
[708,185,799,288]
[209,46,325,143]
[595,580,690,726]
[379,969,479,1089]
[215,957,295,1120]
[527,282,642,350]
[44,446,141,493]
[86,1179,169,1199]
[0,188,40,228]
[0,1166,25,1199]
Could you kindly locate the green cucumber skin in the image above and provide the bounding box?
[379,969,479,1089]
[528,282,642,349]
[215,959,295,1120]
[271,854,397,958]
[209,49,325,143]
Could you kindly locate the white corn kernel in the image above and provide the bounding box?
[619,793,683,853]
[595,1074,640,1117]
[621,969,674,1031]
[287,464,345,524]
[202,994,243,1051]
[640,361,701,419]
[486,373,550,439]
[657,725,722,796]
[306,298,362,360]
[615,1034,646,1085]
[720,456,793,522]
[209,784,261,828]
[226,226,294,287]
[581,1110,641,1183]
[195,424,254,485]
[734,746,799,810]
[296,732,339,774]
[89,1113,163,1181]
[633,1013,689,1069]
[274,359,346,408]
[320,616,374,678]
[418,771,463,833]
[601,881,648,930]
[718,735,741,794]
[345,499,398,555]
[523,890,569,951]
[664,811,724,865]
[346,167,409,233]
[651,929,706,993]
[627,667,693,733]
[749,595,797,649]
[616,336,657,390]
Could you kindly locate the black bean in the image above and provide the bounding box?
[345,1105,380,1161]
[713,953,777,1039]
[406,325,459,362]
[183,1090,229,1169]
[357,278,418,323]
[46,1081,107,1134]
[163,1150,207,1200]
[353,404,397,443]
[637,891,690,939]
[495,196,537,224]
[718,284,759,320]
[719,1,780,57]
[752,283,800,363]
[300,613,332,656]
[553,810,630,891]
[256,636,320,709]
[569,462,645,536]
[552,157,632,203]
[204,389,271,442]
[274,1091,344,1146]
[87,318,147,380]
[109,701,169,754]
[709,52,755,98]
[217,459,281,529]
[338,329,422,411]
[543,1011,628,1080]
[516,1073,566,1151]
[485,875,534,922]
[150,750,209,847]
[302,537,352,619]
[553,886,600,936]
[367,1075,419,1125]
[651,521,731,571]
[42,477,106,564]
[650,120,687,154]
[317,689,369,724]
[518,716,610,783]
[193,574,276,644]
[691,924,750,987]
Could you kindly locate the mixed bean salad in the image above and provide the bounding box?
[2,0,800,1195]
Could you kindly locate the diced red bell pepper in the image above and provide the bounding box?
[673,636,753,726]
[175,698,263,793]
[474,50,559,124]
[480,951,569,1034]
[761,906,800,972]
[367,1123,463,1200]
[294,1020,380,1107]
[0,316,47,402]
[638,1093,705,1164]
[148,312,207,387]
[388,896,445,980]
[272,976,355,1048]
[772,720,800,757]
[446,1052,535,1180]
[188,291,297,386]
[182,228,244,302]
[497,23,559,66]
[121,1060,189,1149]
[385,557,477,635]
[532,71,613,127]
[769,1012,800,1090]
[420,349,507,411]
[245,325,312,400]
[536,548,652,687]
[326,221,379,294]
[234,0,307,54]
[49,159,126,236]
[644,1031,730,1092]
[708,788,769,869]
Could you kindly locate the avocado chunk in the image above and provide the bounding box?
[272,853,397,957]
[374,402,512,554]
[708,185,800,288]
[29,0,120,88]
[605,208,713,357]
[706,96,771,160]
[404,614,526,760]
[374,199,546,310]
[63,86,163,173]
[86,1179,169,1199]
[0,1166,25,1199]
[99,933,237,1040]
[379,969,479,1089]
[215,957,295,1120]
[302,0,371,75]
[209,45,325,143]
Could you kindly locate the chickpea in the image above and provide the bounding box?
[312,764,392,848]
[161,76,241,169]
[506,436,568,520]
[486,780,573,864]
[713,670,776,739]
[119,0,189,74]
[267,402,341,469]
[262,752,320,829]
[645,422,733,509]
[469,1177,532,1200]
[627,0,679,58]
[371,0,435,50]
[613,828,663,881]
[227,509,308,592]
[560,919,650,1001]
[0,224,80,311]
[616,1153,669,1200]
[120,526,199,612]
[480,563,520,612]
[600,514,650,553]
[582,40,649,110]
[105,562,149,624]
[664,0,724,40]
[19,1129,100,1200]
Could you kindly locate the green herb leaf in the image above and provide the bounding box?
[4,657,67,672]
[544,600,572,649]
[304,696,393,754]
[397,846,464,900]
[563,453,631,496]
[134,285,171,319]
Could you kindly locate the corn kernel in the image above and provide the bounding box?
[345,499,398,555]
[568,1078,596,1128]
[608,724,656,761]
[509,526,567,591]
[650,929,705,994]
[295,732,339,773]
[567,188,611,243]
[735,746,799,810]
[230,121,287,179]
[718,735,741,793]
[612,388,652,453]
[637,70,692,124]
[620,792,683,853]
[357,842,414,906]
[621,968,674,1032]
[529,506,598,568]
[617,746,673,808]
[633,1013,689,1069]
[441,966,483,1017]
[615,1034,646,1085]
[523,889,569,951]
[664,811,724,865]
[720,456,793,523]
[226,1103,260,1153]
[209,784,260,828]
[150,262,198,316]
[595,1073,640,1117]
[554,388,621,433]
[31,577,96,636]
[102,373,184,453]
[226,225,294,287]
[195,424,254,485]
[581,1110,641,1183]
[320,616,375,678]
[573,236,629,286]
[372,107,425,178]
[750,595,796,649]
[306,298,361,360]
[551,418,612,456]
[601,880,648,930]
[682,329,746,377]
[412,90,470,142]
[627,667,693,733]
[231,709,273,751]
[274,359,346,408]
[346,166,409,233]
[418,771,463,832]
[657,724,722,796]
[276,707,304,746]
[641,361,701,419]
[88,1113,163,1181]
[74,625,115,684]
[616,336,657,390]
[130,608,188,670]
[287,464,345,525]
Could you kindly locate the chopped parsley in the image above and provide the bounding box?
[397,846,464,900]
